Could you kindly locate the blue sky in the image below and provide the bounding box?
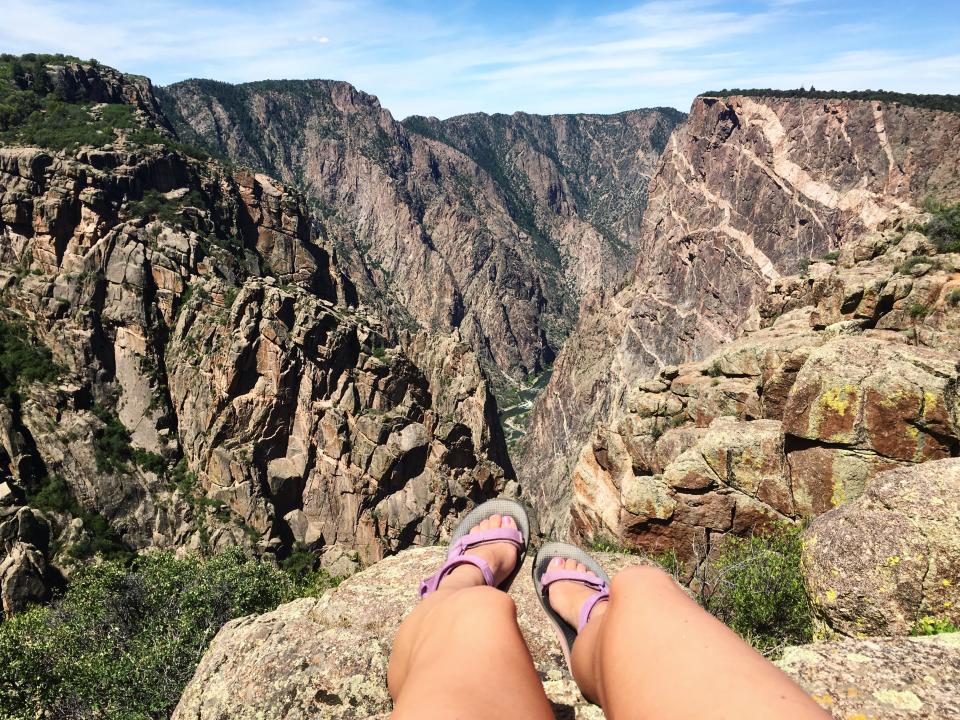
[2,0,958,119]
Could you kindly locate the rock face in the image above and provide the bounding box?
[803,459,960,637]
[0,505,58,616]
[173,545,960,720]
[0,61,514,594]
[540,216,960,565]
[523,94,960,538]
[777,633,960,719]
[159,80,684,386]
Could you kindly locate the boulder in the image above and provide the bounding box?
[173,546,642,720]
[175,545,960,720]
[777,633,960,719]
[784,337,960,515]
[803,459,960,636]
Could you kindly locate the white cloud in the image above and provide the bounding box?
[0,0,956,118]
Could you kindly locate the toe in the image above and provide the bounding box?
[576,562,587,574]
[488,513,503,529]
[564,558,578,571]
[502,515,514,528]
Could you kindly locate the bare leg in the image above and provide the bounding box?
[547,560,831,720]
[388,515,553,720]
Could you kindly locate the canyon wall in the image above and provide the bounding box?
[159,80,683,386]
[522,95,960,542]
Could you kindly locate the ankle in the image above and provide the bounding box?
[437,563,485,591]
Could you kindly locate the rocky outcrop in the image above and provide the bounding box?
[0,111,512,588]
[160,80,684,386]
[174,545,960,720]
[170,547,648,720]
[0,504,58,616]
[777,633,960,719]
[523,94,960,537]
[45,61,171,131]
[540,216,960,563]
[803,459,960,637]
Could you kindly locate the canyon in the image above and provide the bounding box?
[1,55,959,720]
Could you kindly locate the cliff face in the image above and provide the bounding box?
[0,63,514,612]
[522,95,960,537]
[403,109,681,299]
[158,80,683,386]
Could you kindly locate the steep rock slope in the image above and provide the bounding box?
[0,62,513,610]
[523,95,960,535]
[158,80,683,386]
[402,109,681,297]
[560,222,960,563]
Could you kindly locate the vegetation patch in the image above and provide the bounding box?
[898,255,940,274]
[26,474,132,563]
[911,615,960,636]
[127,188,207,227]
[921,200,960,254]
[702,524,813,658]
[91,403,165,476]
[0,53,209,158]
[699,87,960,113]
[0,320,61,405]
[0,548,334,719]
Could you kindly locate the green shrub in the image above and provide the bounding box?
[0,320,61,404]
[911,615,960,636]
[705,359,723,377]
[898,255,940,274]
[0,549,328,718]
[822,250,840,262]
[923,201,960,254]
[26,474,132,563]
[947,288,960,306]
[705,523,812,657]
[91,403,166,475]
[127,189,208,227]
[908,302,931,319]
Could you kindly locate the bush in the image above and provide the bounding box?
[911,615,960,636]
[26,474,132,563]
[923,201,960,254]
[91,404,166,475]
[908,302,931,319]
[705,523,813,657]
[127,189,208,227]
[0,549,328,719]
[0,320,61,404]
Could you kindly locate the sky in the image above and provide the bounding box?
[1,0,958,119]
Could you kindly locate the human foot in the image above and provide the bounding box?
[546,557,610,629]
[435,514,521,591]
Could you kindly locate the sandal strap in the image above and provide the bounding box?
[418,556,495,598]
[418,526,523,599]
[450,527,524,555]
[540,568,607,592]
[577,588,610,632]
[541,568,610,633]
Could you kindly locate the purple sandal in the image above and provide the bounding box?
[419,498,530,598]
[533,542,611,674]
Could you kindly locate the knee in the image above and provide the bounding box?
[441,585,517,620]
[610,564,677,597]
